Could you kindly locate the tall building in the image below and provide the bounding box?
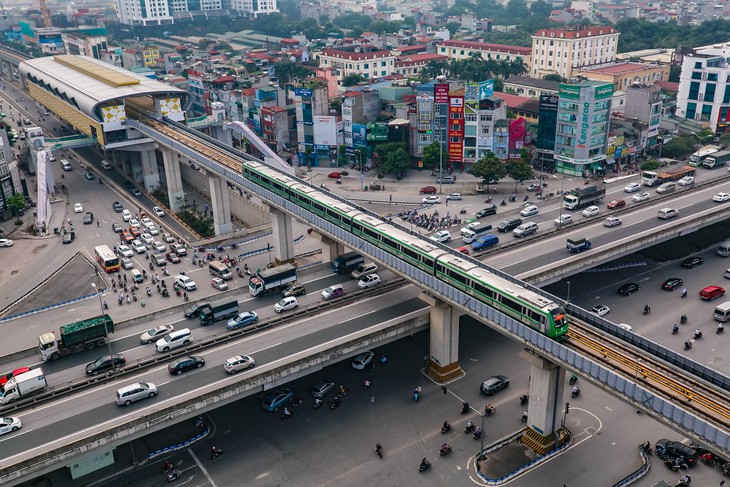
[318,47,397,83]
[62,32,109,60]
[535,94,559,171]
[676,43,730,133]
[230,0,279,17]
[294,82,331,166]
[624,83,662,141]
[554,81,613,175]
[531,26,620,81]
[115,0,173,26]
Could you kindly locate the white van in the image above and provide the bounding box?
[209,260,233,280]
[100,159,112,170]
[131,268,144,283]
[717,240,730,257]
[61,159,72,171]
[116,382,158,406]
[657,208,678,220]
[656,182,676,194]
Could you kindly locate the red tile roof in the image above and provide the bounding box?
[492,92,534,109]
[437,40,531,56]
[533,26,618,39]
[321,48,394,61]
[395,53,447,67]
[582,62,657,75]
[654,80,679,92]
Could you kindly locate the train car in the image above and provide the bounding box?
[288,182,361,227]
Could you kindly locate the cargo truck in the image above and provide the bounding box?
[331,252,364,274]
[0,368,47,404]
[38,315,115,361]
[199,297,239,325]
[641,166,695,187]
[703,149,730,169]
[184,301,210,319]
[460,223,493,243]
[563,185,606,210]
[689,144,721,166]
[566,238,592,253]
[249,263,298,296]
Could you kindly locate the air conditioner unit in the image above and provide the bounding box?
[698,93,704,99]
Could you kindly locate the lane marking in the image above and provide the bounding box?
[189,448,218,487]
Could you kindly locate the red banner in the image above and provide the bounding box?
[434,84,449,104]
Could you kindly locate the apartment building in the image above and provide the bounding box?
[436,40,531,67]
[676,43,730,133]
[531,26,620,80]
[318,47,397,82]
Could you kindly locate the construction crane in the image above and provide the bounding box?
[39,0,51,27]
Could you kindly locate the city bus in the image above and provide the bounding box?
[94,245,120,272]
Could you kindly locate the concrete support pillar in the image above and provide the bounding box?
[421,294,464,382]
[211,125,232,146]
[140,149,161,191]
[160,148,185,213]
[269,208,295,263]
[209,174,233,236]
[306,230,343,263]
[519,350,569,454]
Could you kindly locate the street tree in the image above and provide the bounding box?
[470,152,506,192]
[422,141,446,173]
[7,193,25,224]
[506,160,533,192]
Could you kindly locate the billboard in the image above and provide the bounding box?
[559,84,581,99]
[352,123,368,147]
[294,87,312,97]
[465,83,479,102]
[434,83,449,104]
[448,95,464,163]
[366,122,389,141]
[314,116,338,146]
[539,94,559,111]
[479,80,494,100]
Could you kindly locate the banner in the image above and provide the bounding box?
[434,83,449,104]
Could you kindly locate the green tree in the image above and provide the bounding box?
[543,74,564,82]
[342,73,366,86]
[640,159,661,170]
[506,160,533,192]
[422,141,446,173]
[661,136,696,159]
[7,193,25,224]
[382,147,409,177]
[530,0,553,18]
[470,152,506,191]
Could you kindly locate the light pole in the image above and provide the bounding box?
[478,410,486,462]
[566,281,571,304]
[554,176,572,227]
[90,276,115,368]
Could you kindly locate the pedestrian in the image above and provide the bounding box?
[441,386,447,394]
[720,481,725,487]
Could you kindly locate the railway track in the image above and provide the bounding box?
[569,322,730,428]
[140,116,730,429]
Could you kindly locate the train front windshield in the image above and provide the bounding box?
[551,307,568,330]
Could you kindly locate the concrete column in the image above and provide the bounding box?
[209,174,233,236]
[211,125,233,146]
[269,208,295,263]
[421,294,464,382]
[160,148,185,213]
[140,149,161,191]
[519,350,569,454]
[306,230,343,263]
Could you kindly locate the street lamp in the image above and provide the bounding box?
[566,281,571,305]
[554,176,572,227]
[90,276,115,369]
[437,104,443,195]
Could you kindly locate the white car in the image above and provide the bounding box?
[422,196,441,205]
[713,192,730,202]
[0,239,13,247]
[129,219,141,229]
[581,205,599,217]
[358,273,381,289]
[591,304,610,316]
[211,277,229,291]
[0,417,22,436]
[153,206,165,217]
[132,240,146,254]
[147,225,160,235]
[446,193,462,201]
[122,209,132,222]
[121,258,134,269]
[152,241,166,253]
[632,192,650,202]
[520,205,539,217]
[617,323,633,332]
[274,296,298,313]
[623,183,641,193]
[224,355,255,374]
[141,233,154,244]
[118,245,134,258]
[141,216,152,226]
[139,324,174,344]
[162,233,176,244]
[678,176,695,186]
[73,203,83,213]
[429,230,451,243]
[351,351,374,369]
[554,214,573,227]
[603,216,622,227]
[174,275,197,291]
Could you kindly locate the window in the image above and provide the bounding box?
[465,113,477,122]
[701,104,713,120]
[480,114,492,122]
[686,102,697,120]
[381,61,386,67]
[704,83,716,102]
[418,133,431,143]
[449,136,462,143]
[363,63,369,69]
[481,126,490,135]
[688,81,700,100]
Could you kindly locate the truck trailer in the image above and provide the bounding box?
[199,297,239,325]
[249,263,298,296]
[689,144,721,166]
[563,185,606,210]
[641,166,695,187]
[39,315,115,361]
[0,368,47,404]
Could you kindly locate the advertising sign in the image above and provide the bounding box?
[352,123,368,147]
[465,83,478,102]
[294,87,312,97]
[434,83,449,104]
[539,94,559,111]
[595,83,614,100]
[559,84,581,99]
[448,95,464,163]
[314,116,337,146]
[366,122,389,141]
[479,80,494,100]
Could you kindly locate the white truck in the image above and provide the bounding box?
[689,144,721,167]
[0,368,47,404]
[713,301,730,322]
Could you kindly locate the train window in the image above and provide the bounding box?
[400,245,419,262]
[527,309,542,323]
[446,268,468,286]
[500,296,523,314]
[472,282,495,300]
[272,181,285,193]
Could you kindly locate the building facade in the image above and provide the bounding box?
[115,0,173,25]
[318,47,397,82]
[436,40,531,67]
[576,61,669,92]
[676,43,730,133]
[230,0,279,17]
[531,26,620,80]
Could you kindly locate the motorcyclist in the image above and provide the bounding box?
[211,446,222,457]
[314,398,323,407]
[440,442,450,452]
[641,441,651,452]
[474,426,482,437]
[718,323,725,333]
[672,324,679,334]
[685,339,693,350]
[283,407,291,417]
[442,421,450,431]
[466,419,474,430]
[163,460,173,471]
[644,304,650,314]
[681,313,687,323]
[522,410,528,420]
[681,288,687,298]
[485,403,495,415]
[333,396,342,407]
[694,328,702,338]
[572,385,580,395]
[678,474,691,485]
[461,402,470,413]
[420,457,429,468]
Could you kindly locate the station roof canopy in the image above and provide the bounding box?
[18,55,187,118]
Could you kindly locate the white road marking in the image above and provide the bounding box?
[189,448,218,487]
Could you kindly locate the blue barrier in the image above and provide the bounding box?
[147,426,210,459]
[612,449,650,487]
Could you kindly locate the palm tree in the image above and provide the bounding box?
[510,59,528,77]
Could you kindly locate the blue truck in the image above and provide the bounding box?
[472,234,499,251]
[566,238,592,253]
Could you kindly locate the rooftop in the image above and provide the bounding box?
[532,26,619,39]
[580,62,660,75]
[503,75,560,91]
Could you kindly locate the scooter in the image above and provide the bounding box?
[571,388,581,398]
[440,423,452,434]
[718,324,725,334]
[464,422,476,433]
[520,394,529,406]
[413,390,419,403]
[210,449,223,460]
[313,399,324,410]
[521,413,528,423]
[672,324,679,335]
[473,428,484,440]
[376,445,383,459]
[167,470,182,482]
[439,445,452,456]
[684,340,692,350]
[484,406,495,416]
[418,460,431,472]
[681,315,687,324]
[694,330,702,339]
[569,374,577,385]
[281,410,293,420]
[500,200,507,206]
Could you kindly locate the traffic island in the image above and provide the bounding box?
[474,427,572,484]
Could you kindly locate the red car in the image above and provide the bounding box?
[0,366,31,387]
[121,231,135,243]
[607,199,626,209]
[328,171,341,179]
[420,186,437,194]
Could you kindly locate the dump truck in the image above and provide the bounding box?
[566,238,592,253]
[249,263,298,296]
[563,185,606,210]
[703,149,730,169]
[641,166,695,187]
[199,297,239,326]
[0,368,47,404]
[38,315,115,361]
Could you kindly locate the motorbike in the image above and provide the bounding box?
[681,315,687,324]
[330,399,341,410]
[146,288,152,297]
[149,262,154,271]
[694,330,702,339]
[571,388,581,398]
[639,443,653,455]
[440,423,452,434]
[210,449,223,460]
[523,195,529,202]
[132,294,138,302]
[675,479,691,487]
[520,394,529,406]
[162,463,174,474]
[665,458,688,471]
[167,470,182,482]
[161,289,170,298]
[460,403,470,415]
[140,299,145,307]
[500,200,507,206]
[684,340,692,350]
[643,306,651,315]
[418,460,431,472]
[464,422,476,433]
[521,413,528,423]
[413,390,420,403]
[672,325,679,335]
[717,324,725,334]
[509,194,517,202]
[103,302,108,310]
[473,428,484,440]
[237,269,244,278]
[569,374,577,385]
[485,196,492,203]
[376,445,383,459]
[313,399,324,410]
[281,410,293,420]
[484,406,495,416]
[681,290,687,298]
[439,445,452,456]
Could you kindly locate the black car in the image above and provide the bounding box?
[124,181,134,190]
[661,277,683,291]
[282,283,306,297]
[82,212,94,225]
[112,202,123,212]
[168,355,205,375]
[497,218,522,232]
[475,205,497,219]
[152,253,167,266]
[480,375,509,395]
[655,439,698,464]
[85,354,126,375]
[681,257,705,269]
[112,223,123,233]
[617,282,640,296]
